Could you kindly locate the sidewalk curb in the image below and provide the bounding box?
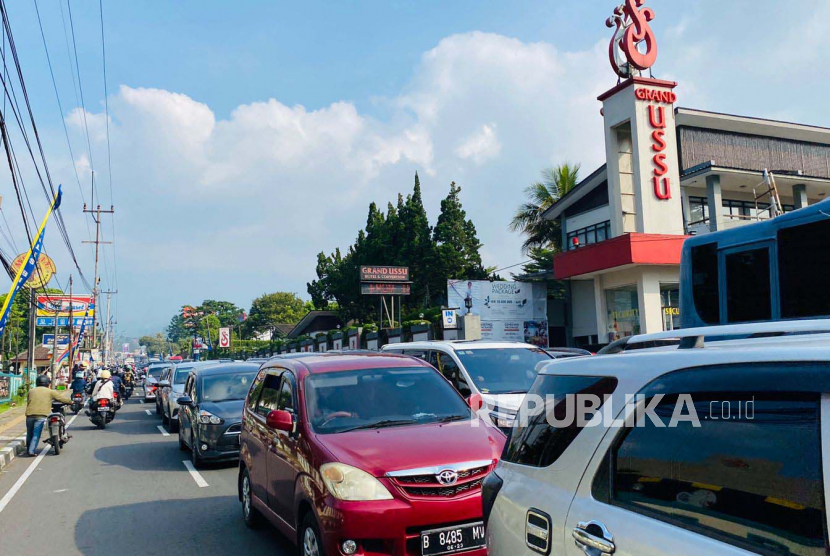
[0,435,27,472]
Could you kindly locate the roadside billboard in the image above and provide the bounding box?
[36,295,95,318]
[218,327,231,348]
[359,266,409,282]
[447,280,548,346]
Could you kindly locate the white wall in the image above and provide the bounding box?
[571,280,598,338]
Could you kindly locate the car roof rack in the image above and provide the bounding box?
[627,319,830,350]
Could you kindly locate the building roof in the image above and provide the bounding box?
[541,164,607,222]
[287,311,344,339]
[675,107,830,145]
[273,323,295,337]
[11,345,54,363]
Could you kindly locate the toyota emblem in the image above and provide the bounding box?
[436,469,458,485]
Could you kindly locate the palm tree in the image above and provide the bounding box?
[510,163,580,253]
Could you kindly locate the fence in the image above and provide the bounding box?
[0,372,27,403]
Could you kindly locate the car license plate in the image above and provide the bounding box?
[421,522,485,556]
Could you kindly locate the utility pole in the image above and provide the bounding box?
[26,289,36,382]
[101,289,117,366]
[68,276,73,368]
[82,204,114,351]
[51,310,59,388]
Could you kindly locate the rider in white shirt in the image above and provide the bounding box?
[92,369,114,401]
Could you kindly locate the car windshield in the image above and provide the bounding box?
[174,368,190,385]
[305,367,472,434]
[200,372,255,402]
[454,347,552,395]
[147,367,169,379]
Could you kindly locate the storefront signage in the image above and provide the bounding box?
[10,252,56,289]
[36,295,95,318]
[359,266,409,282]
[635,88,675,103]
[644,97,674,200]
[606,0,658,78]
[360,282,411,295]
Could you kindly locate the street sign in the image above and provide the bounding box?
[442,309,458,329]
[218,327,231,348]
[42,334,70,347]
[359,266,409,282]
[36,317,93,327]
[360,282,411,295]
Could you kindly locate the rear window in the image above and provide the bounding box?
[725,247,771,322]
[147,367,169,378]
[691,242,719,324]
[503,375,618,468]
[174,369,190,385]
[779,219,830,319]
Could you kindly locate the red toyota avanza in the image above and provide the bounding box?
[238,353,505,556]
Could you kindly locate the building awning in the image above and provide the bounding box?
[553,233,688,280]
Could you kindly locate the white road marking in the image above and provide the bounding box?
[145,409,152,416]
[139,400,144,404]
[183,460,209,488]
[156,426,170,437]
[54,489,68,493]
[0,413,79,515]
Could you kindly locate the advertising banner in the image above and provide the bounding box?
[218,327,231,348]
[360,282,411,295]
[36,317,94,327]
[447,280,548,346]
[42,334,70,347]
[36,295,95,318]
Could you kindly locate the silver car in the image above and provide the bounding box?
[485,319,830,556]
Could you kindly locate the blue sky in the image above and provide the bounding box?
[2,0,828,337]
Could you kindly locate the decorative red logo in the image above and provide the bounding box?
[646,102,672,200]
[606,0,658,78]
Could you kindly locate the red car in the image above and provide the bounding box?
[238,353,505,556]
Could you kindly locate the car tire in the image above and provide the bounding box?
[167,405,178,432]
[155,400,161,415]
[300,512,325,556]
[178,432,188,451]
[191,433,203,468]
[240,469,263,529]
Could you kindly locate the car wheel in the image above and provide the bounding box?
[191,433,203,468]
[240,469,263,529]
[167,406,178,432]
[300,513,324,556]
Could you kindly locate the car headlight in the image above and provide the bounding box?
[320,463,393,501]
[198,410,223,425]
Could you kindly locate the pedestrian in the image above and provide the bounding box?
[25,374,71,456]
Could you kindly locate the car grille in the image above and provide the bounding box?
[390,463,492,499]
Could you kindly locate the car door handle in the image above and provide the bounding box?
[572,521,615,555]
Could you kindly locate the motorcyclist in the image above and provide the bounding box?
[110,370,123,394]
[26,374,71,455]
[91,369,114,401]
[69,372,86,396]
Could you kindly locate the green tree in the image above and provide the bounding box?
[246,292,306,337]
[510,164,580,252]
[139,333,169,357]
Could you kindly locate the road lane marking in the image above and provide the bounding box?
[0,413,79,515]
[145,409,152,416]
[157,426,170,437]
[139,400,144,404]
[183,460,209,488]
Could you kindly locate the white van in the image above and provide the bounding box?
[484,319,830,556]
[381,340,555,429]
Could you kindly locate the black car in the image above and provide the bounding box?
[176,362,260,467]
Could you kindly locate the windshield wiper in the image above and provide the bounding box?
[493,390,527,395]
[435,415,468,423]
[337,419,417,432]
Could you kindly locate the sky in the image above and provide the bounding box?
[1,0,829,337]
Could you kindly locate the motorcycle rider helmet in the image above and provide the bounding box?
[36,374,50,387]
[100,369,111,380]
[75,372,84,379]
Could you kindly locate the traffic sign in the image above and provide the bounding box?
[442,309,458,329]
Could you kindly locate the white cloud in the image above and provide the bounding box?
[455,124,501,165]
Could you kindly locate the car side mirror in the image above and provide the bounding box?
[266,410,295,433]
[158,380,170,388]
[468,393,484,412]
[177,396,192,407]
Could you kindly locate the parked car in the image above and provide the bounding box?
[177,362,260,466]
[160,361,219,431]
[238,353,504,556]
[144,363,173,403]
[484,319,830,556]
[381,341,553,430]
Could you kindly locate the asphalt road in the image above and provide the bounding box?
[0,389,295,556]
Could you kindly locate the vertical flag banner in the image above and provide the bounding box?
[0,186,62,337]
[56,303,91,364]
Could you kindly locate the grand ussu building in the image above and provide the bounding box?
[543,4,830,348]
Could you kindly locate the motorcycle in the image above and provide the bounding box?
[45,401,71,455]
[89,398,114,429]
[112,390,122,411]
[71,392,85,415]
[124,383,134,400]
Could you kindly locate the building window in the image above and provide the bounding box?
[567,220,611,250]
[605,285,640,342]
[660,284,680,331]
[689,196,795,224]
